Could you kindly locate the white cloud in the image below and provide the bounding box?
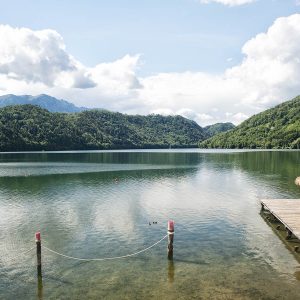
[135,14,300,125]
[199,0,256,6]
[0,25,98,89]
[1,15,300,126]
[89,54,142,95]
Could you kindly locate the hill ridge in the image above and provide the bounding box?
[199,96,300,149]
[0,94,87,113]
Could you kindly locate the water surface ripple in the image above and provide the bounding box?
[0,150,300,299]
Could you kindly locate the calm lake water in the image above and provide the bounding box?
[0,150,300,300]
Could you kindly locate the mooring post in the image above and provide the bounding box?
[168,220,174,260]
[286,228,292,240]
[36,232,42,277]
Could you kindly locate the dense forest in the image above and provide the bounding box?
[1,94,299,151]
[203,122,235,138]
[0,105,207,151]
[199,96,300,149]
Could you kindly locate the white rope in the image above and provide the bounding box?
[42,234,168,262]
[3,246,36,262]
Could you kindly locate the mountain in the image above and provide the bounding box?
[199,96,300,149]
[203,122,235,138]
[0,105,207,151]
[0,94,87,113]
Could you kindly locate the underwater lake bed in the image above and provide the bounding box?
[0,150,300,299]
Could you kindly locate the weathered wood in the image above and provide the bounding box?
[35,232,42,277]
[261,199,300,240]
[167,220,174,260]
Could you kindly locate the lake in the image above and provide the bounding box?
[0,150,300,299]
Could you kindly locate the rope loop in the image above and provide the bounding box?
[42,234,168,262]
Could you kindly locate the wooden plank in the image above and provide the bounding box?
[261,199,300,240]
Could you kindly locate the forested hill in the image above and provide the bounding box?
[199,96,300,149]
[0,105,207,151]
[203,122,235,137]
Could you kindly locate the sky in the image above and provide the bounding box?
[0,0,300,126]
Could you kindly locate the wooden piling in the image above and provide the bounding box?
[36,232,42,277]
[168,220,174,260]
[286,228,292,240]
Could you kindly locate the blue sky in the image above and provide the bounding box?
[0,0,298,74]
[0,0,300,125]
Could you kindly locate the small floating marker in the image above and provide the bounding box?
[167,220,174,260]
[295,177,300,186]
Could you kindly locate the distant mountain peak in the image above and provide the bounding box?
[0,94,88,113]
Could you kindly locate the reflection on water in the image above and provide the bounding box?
[37,274,43,300]
[0,150,299,299]
[168,260,175,283]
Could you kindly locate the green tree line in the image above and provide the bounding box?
[199,96,300,149]
[0,105,207,151]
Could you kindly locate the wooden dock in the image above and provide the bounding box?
[261,199,300,240]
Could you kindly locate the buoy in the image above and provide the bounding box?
[295,177,300,186]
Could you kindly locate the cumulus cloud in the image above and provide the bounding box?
[0,25,77,86]
[135,14,300,125]
[1,15,300,126]
[89,54,142,94]
[0,25,96,89]
[199,0,256,6]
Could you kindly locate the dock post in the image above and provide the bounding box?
[286,228,292,240]
[36,232,42,277]
[168,220,174,260]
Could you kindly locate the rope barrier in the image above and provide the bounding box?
[3,245,36,262]
[42,234,168,262]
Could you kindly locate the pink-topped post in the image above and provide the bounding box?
[35,232,42,277]
[168,220,174,260]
